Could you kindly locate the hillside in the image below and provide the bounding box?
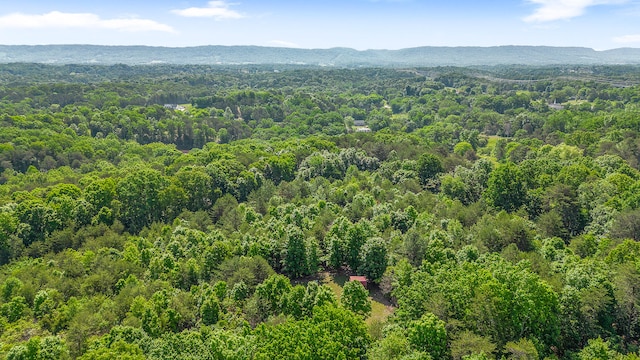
[0,44,639,66]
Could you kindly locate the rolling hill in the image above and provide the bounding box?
[0,44,639,66]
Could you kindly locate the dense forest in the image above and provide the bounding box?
[1,63,640,359]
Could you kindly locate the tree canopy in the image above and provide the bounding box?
[1,63,640,359]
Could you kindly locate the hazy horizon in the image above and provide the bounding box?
[3,44,640,51]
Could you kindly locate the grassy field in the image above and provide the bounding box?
[313,271,394,330]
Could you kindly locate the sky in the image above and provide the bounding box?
[0,0,639,50]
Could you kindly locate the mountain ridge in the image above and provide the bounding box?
[0,44,639,66]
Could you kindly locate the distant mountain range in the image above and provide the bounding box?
[0,45,639,67]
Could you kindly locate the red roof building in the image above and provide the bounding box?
[349,276,368,289]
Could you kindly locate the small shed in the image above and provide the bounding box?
[349,276,368,289]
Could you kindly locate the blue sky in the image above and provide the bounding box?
[0,1,639,50]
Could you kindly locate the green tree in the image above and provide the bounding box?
[174,166,214,212]
[485,162,527,212]
[577,337,618,360]
[283,285,306,319]
[504,338,539,360]
[543,184,587,240]
[493,139,508,161]
[301,281,337,317]
[83,178,116,214]
[0,211,18,265]
[200,295,220,326]
[417,153,444,186]
[282,225,308,278]
[341,280,371,317]
[472,212,534,252]
[264,154,296,184]
[15,200,62,246]
[253,305,370,360]
[327,235,346,270]
[346,220,375,272]
[454,141,474,157]
[368,327,411,360]
[359,237,388,283]
[1,295,28,322]
[407,313,448,359]
[116,168,169,232]
[403,228,429,266]
[231,280,249,303]
[306,237,320,275]
[449,330,496,360]
[610,209,640,241]
[78,340,145,360]
[255,274,292,316]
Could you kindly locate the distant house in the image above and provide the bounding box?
[355,127,371,133]
[353,120,366,127]
[164,104,186,111]
[349,276,368,289]
[548,102,565,110]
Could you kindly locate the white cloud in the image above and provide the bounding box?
[172,1,245,19]
[523,0,628,22]
[0,11,175,32]
[613,34,640,43]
